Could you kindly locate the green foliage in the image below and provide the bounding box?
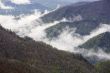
[95,61,110,73]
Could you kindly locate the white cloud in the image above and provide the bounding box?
[75,48,110,60]
[45,27,83,51]
[0,1,13,9]
[0,10,43,36]
[83,24,110,43]
[27,21,60,41]
[10,0,31,4]
[1,8,110,60]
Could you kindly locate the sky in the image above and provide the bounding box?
[61,0,99,2]
[0,0,99,5]
[0,0,99,10]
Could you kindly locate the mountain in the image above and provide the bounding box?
[0,25,96,73]
[0,0,48,15]
[41,0,110,38]
[46,20,100,38]
[79,32,110,52]
[42,0,110,23]
[31,0,73,9]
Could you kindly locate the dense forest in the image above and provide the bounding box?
[0,25,96,73]
[79,32,110,52]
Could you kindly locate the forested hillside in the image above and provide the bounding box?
[0,25,96,73]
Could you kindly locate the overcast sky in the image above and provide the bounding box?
[1,0,99,4]
[62,0,99,2]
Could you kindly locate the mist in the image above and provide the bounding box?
[8,0,31,5]
[0,8,110,61]
[0,1,13,9]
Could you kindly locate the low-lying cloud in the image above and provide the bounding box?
[0,8,110,61]
[10,0,31,5]
[0,1,13,9]
[74,48,110,61]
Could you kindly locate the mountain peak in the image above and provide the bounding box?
[102,32,110,35]
[79,32,110,52]
[100,32,110,38]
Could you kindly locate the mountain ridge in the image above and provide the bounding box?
[0,25,96,73]
[41,0,110,38]
[79,32,110,52]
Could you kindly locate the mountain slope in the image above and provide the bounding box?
[31,0,72,9]
[46,20,100,38]
[79,32,110,52]
[42,0,110,23]
[41,0,110,38]
[0,25,96,73]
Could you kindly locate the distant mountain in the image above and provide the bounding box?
[31,0,73,9]
[79,32,110,52]
[46,20,100,38]
[42,0,110,23]
[41,0,110,38]
[0,25,96,73]
[0,0,48,15]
